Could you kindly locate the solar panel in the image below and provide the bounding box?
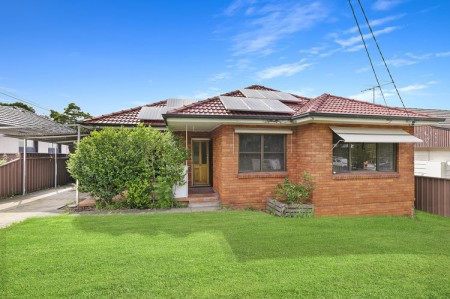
[240,88,301,103]
[239,89,264,99]
[138,106,170,120]
[220,96,294,114]
[276,91,300,102]
[264,99,295,112]
[166,98,196,108]
[220,96,250,111]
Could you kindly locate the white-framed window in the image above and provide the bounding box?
[332,133,396,174]
[239,134,286,172]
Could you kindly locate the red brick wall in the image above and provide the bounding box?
[293,123,415,217]
[211,125,297,209]
[209,123,415,216]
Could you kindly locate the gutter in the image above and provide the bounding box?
[292,112,445,124]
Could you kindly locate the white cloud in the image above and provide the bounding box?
[223,0,256,16]
[286,87,316,98]
[257,60,312,80]
[344,14,405,34]
[355,67,370,73]
[385,58,419,67]
[372,0,405,11]
[230,1,328,56]
[181,87,222,100]
[398,81,437,93]
[335,26,399,47]
[299,46,328,55]
[386,51,450,67]
[436,51,450,57]
[343,44,365,52]
[209,72,231,81]
[226,59,253,71]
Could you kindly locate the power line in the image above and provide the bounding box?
[347,0,391,116]
[0,89,52,112]
[356,0,409,115]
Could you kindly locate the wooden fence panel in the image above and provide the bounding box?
[0,153,74,198]
[415,176,450,217]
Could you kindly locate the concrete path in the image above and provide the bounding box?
[0,185,76,228]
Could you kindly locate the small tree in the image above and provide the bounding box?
[67,125,188,208]
[273,172,315,205]
[50,103,91,124]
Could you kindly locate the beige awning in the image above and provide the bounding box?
[330,126,422,143]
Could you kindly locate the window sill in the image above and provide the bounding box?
[238,171,288,179]
[332,172,400,180]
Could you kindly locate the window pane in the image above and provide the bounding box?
[263,135,284,152]
[239,153,261,172]
[239,134,261,152]
[201,142,207,164]
[351,143,377,171]
[193,142,199,164]
[263,153,285,171]
[378,143,395,171]
[333,143,349,173]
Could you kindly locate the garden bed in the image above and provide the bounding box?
[266,198,314,217]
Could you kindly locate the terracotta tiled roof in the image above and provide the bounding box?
[167,85,310,118]
[83,100,167,126]
[293,94,433,118]
[84,85,437,127]
[168,86,432,120]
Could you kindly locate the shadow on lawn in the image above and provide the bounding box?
[71,211,450,262]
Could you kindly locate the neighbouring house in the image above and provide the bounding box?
[82,85,442,216]
[408,108,450,179]
[0,106,70,156]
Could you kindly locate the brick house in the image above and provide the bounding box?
[83,85,442,216]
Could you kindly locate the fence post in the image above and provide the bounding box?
[54,144,58,189]
[23,138,27,195]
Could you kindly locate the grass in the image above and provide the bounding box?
[1,211,450,298]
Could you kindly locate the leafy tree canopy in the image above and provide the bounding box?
[0,101,36,113]
[68,125,188,208]
[50,102,92,124]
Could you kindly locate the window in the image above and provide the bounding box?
[239,134,285,172]
[48,144,62,154]
[332,133,396,174]
[19,140,38,153]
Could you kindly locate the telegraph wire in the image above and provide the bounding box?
[0,89,52,113]
[347,0,391,115]
[356,0,409,115]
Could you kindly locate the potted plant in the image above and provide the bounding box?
[266,172,315,217]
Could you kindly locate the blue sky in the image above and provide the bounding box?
[0,0,449,116]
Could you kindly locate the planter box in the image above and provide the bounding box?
[266,198,314,217]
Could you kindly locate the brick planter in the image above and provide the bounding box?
[266,198,314,217]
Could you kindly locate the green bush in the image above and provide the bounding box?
[273,172,315,204]
[67,125,188,208]
[0,154,7,166]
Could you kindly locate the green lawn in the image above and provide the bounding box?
[1,211,450,298]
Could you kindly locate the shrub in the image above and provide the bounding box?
[0,154,7,166]
[273,172,315,205]
[67,125,188,208]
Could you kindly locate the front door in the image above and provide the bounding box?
[192,140,209,185]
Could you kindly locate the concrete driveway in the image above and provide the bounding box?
[0,185,76,228]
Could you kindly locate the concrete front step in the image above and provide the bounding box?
[188,200,221,208]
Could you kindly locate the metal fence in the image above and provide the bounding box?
[0,153,74,198]
[415,176,450,217]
